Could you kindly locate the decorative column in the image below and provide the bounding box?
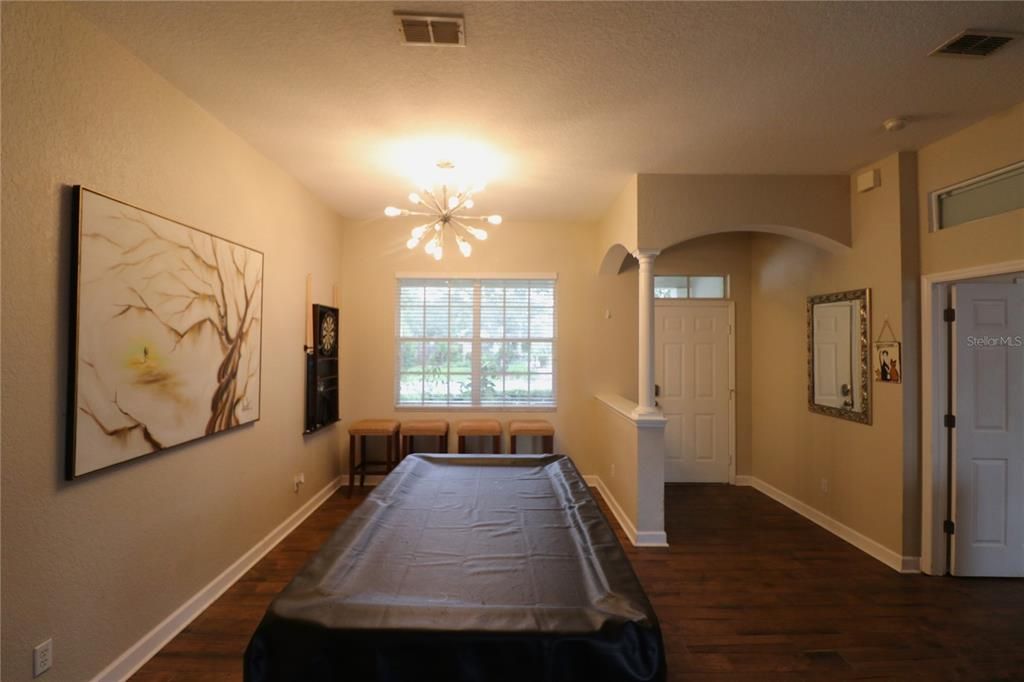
[632,249,661,418]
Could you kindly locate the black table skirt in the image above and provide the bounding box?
[245,454,666,682]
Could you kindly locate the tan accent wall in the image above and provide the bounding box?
[749,153,918,556]
[637,173,851,252]
[918,101,1024,275]
[1,5,347,680]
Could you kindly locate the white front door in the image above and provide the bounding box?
[655,301,733,483]
[952,282,1024,577]
[812,302,855,410]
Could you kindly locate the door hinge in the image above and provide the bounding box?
[944,414,956,429]
[943,519,955,535]
[943,307,956,323]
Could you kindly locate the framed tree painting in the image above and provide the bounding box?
[67,187,264,478]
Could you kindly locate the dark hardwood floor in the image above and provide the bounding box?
[131,484,1024,681]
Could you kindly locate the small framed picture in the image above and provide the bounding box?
[873,341,902,384]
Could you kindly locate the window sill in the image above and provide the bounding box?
[395,405,557,413]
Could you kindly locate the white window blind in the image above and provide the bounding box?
[396,277,556,407]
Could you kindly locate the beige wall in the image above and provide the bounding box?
[338,216,599,470]
[598,175,639,257]
[918,101,1024,275]
[749,153,917,557]
[1,5,347,680]
[587,398,641,528]
[637,173,851,252]
[590,266,639,403]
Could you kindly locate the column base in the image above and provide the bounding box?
[630,404,662,419]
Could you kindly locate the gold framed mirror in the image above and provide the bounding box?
[807,288,871,424]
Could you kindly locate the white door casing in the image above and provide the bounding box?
[812,302,855,410]
[655,301,734,483]
[952,282,1024,577]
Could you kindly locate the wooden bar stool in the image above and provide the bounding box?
[456,419,503,454]
[400,419,449,459]
[348,419,399,497]
[509,420,555,454]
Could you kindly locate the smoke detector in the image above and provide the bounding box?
[395,13,465,46]
[930,30,1015,58]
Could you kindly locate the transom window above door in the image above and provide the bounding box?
[396,276,556,408]
[654,275,728,299]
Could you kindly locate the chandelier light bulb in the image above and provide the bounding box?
[383,176,501,259]
[426,234,442,254]
[464,226,488,241]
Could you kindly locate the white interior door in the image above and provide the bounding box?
[813,302,854,409]
[952,282,1024,577]
[655,302,733,483]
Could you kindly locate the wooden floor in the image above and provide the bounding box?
[132,484,1024,681]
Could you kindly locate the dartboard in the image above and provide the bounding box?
[319,312,337,355]
[306,304,339,434]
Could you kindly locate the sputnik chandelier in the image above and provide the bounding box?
[384,166,502,260]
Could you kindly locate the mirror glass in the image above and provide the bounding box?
[807,289,871,424]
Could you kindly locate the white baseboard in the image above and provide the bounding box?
[734,475,920,574]
[635,530,669,546]
[584,475,668,548]
[92,475,345,682]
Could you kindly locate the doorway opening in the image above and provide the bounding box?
[922,262,1024,576]
[654,299,736,484]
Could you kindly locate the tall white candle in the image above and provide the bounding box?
[305,274,313,348]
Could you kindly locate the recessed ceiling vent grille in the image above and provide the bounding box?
[396,13,465,46]
[931,30,1015,57]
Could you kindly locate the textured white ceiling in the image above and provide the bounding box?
[77,2,1024,222]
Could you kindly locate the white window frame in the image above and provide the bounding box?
[654,274,730,300]
[395,273,558,410]
[928,159,1024,232]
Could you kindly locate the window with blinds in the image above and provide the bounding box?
[396,277,557,407]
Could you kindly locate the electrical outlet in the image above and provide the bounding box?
[610,463,616,477]
[33,639,52,677]
[820,478,829,494]
[293,473,305,493]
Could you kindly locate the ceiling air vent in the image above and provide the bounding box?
[931,30,1015,57]
[396,13,465,47]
